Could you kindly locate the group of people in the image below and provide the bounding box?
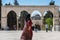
[34,24,41,32]
[45,24,53,32]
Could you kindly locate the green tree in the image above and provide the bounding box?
[43,11,53,24]
[45,18,53,29]
[49,0,55,5]
[46,18,53,25]
[14,0,19,5]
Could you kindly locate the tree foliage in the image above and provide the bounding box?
[14,0,19,5]
[44,11,53,18]
[0,0,1,5]
[43,11,53,30]
[45,18,53,25]
[43,11,53,24]
[45,18,53,30]
[49,0,55,5]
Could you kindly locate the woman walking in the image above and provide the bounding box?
[20,14,33,40]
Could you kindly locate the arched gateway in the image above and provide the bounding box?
[7,10,17,30]
[1,5,60,31]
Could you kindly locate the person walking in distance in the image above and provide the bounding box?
[45,24,48,32]
[50,25,52,32]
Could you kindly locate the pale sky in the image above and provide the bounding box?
[2,0,60,6]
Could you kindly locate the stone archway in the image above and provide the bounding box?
[43,10,53,30]
[7,10,17,30]
[18,10,29,30]
[31,10,42,30]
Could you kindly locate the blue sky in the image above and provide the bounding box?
[2,0,60,6]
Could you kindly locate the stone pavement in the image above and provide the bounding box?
[0,30,60,40]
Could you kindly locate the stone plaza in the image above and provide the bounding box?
[0,31,60,40]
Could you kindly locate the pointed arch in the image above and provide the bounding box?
[7,10,17,30]
[43,10,53,17]
[31,10,42,20]
[31,10,42,17]
[43,10,53,30]
[18,10,29,30]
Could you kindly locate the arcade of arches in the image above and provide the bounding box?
[1,5,60,31]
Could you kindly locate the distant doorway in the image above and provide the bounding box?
[7,10,17,30]
[18,10,29,30]
[43,11,53,30]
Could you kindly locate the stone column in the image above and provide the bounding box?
[52,18,54,31]
[1,17,7,29]
[41,16,44,30]
[17,16,19,30]
[53,13,59,31]
[52,6,59,31]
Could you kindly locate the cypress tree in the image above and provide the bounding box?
[14,0,19,5]
[49,0,55,5]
